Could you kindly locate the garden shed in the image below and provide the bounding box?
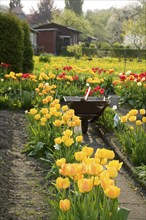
[34,22,82,54]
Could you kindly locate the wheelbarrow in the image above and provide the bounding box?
[62,96,108,134]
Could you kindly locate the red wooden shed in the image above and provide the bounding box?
[34,22,82,54]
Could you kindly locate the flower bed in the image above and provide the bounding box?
[0,56,146,219]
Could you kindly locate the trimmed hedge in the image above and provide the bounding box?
[0,13,24,72]
[22,22,34,73]
[61,46,146,59]
[99,48,146,59]
[0,13,34,73]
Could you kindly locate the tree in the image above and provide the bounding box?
[65,0,84,16]
[9,0,22,9]
[122,3,146,50]
[53,9,93,35]
[30,0,54,25]
[85,9,112,45]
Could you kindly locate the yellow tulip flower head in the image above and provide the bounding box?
[78,178,93,193]
[56,177,70,189]
[104,185,120,199]
[59,199,70,212]
[82,146,94,157]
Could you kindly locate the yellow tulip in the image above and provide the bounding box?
[76,135,83,142]
[63,138,74,147]
[88,163,103,176]
[82,146,94,157]
[104,185,120,199]
[100,158,107,165]
[55,103,61,110]
[78,178,93,193]
[74,151,86,161]
[129,115,136,122]
[53,120,62,127]
[62,105,69,112]
[74,119,81,126]
[40,108,48,115]
[56,177,70,189]
[63,129,73,137]
[41,116,47,122]
[68,121,76,127]
[100,177,114,190]
[46,96,53,102]
[83,157,95,164]
[56,158,66,167]
[29,108,37,115]
[106,166,118,178]
[139,109,146,115]
[35,88,40,93]
[107,160,123,171]
[95,149,115,159]
[129,109,138,116]
[38,83,44,88]
[34,114,40,120]
[45,113,51,119]
[59,163,78,176]
[62,114,69,123]
[77,162,87,174]
[59,199,70,212]
[136,120,143,126]
[50,107,57,115]
[42,98,48,104]
[54,137,62,145]
[120,115,127,123]
[142,116,146,123]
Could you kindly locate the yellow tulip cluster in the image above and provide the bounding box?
[5,71,37,82]
[55,147,123,212]
[54,129,83,148]
[5,71,22,80]
[35,82,57,98]
[120,108,146,125]
[86,77,104,84]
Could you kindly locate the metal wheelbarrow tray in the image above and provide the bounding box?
[62,96,108,133]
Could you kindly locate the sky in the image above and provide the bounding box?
[0,0,140,13]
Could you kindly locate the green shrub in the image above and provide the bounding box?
[22,22,34,73]
[0,13,24,72]
[39,52,52,63]
[97,107,115,132]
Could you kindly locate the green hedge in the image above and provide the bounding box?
[22,21,34,73]
[0,13,24,72]
[99,49,146,59]
[0,13,34,73]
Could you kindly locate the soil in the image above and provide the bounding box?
[0,110,51,220]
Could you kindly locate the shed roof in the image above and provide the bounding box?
[34,22,82,33]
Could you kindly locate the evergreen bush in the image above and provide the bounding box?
[22,22,34,73]
[0,13,23,72]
